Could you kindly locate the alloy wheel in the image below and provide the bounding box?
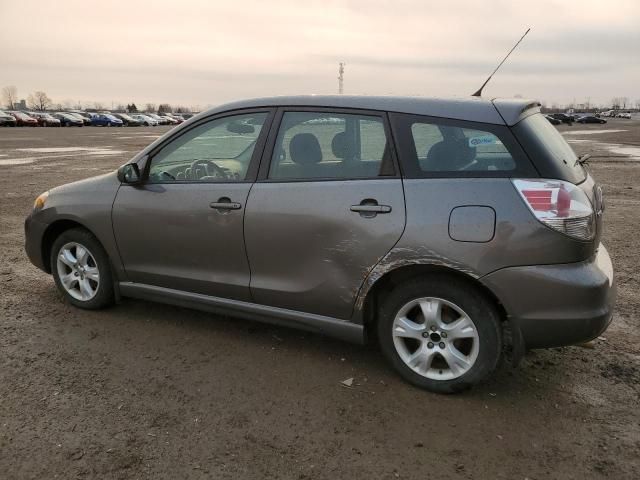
[392,297,480,381]
[56,242,100,301]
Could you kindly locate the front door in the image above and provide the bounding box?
[244,109,406,319]
[112,110,272,301]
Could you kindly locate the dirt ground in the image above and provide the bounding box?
[1,120,639,479]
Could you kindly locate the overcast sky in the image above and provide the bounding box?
[1,0,638,109]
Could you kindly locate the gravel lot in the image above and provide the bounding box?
[1,121,639,479]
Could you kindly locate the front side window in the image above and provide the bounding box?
[269,111,392,180]
[148,112,267,183]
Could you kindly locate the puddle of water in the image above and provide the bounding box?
[85,150,127,156]
[604,145,640,158]
[0,158,37,165]
[18,147,114,153]
[564,129,627,135]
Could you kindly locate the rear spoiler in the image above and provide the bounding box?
[491,99,542,126]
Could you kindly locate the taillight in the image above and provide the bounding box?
[513,179,595,241]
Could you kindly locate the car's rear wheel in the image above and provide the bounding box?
[377,276,502,393]
[51,228,115,309]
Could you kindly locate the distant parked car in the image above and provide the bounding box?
[617,112,631,119]
[28,112,61,127]
[9,111,39,127]
[0,110,18,126]
[545,115,561,125]
[131,114,158,126]
[67,112,93,125]
[577,115,606,124]
[112,113,143,127]
[146,113,169,125]
[53,112,84,127]
[158,115,179,125]
[91,114,124,127]
[550,113,574,125]
[163,113,185,123]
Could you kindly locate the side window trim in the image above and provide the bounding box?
[388,112,537,179]
[256,107,400,183]
[142,108,275,184]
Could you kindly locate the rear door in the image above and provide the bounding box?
[244,108,406,319]
[112,109,273,301]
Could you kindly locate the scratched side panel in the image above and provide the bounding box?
[355,178,594,311]
[244,179,406,320]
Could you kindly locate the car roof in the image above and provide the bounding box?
[198,95,541,126]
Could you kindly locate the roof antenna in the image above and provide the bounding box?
[472,27,531,97]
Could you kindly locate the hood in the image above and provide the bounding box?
[51,171,120,197]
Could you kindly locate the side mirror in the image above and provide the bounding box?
[117,163,141,184]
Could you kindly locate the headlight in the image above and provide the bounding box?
[34,191,49,211]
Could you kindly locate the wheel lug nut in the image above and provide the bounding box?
[441,332,447,338]
[421,332,429,338]
[439,342,445,349]
[430,326,437,332]
[427,342,434,349]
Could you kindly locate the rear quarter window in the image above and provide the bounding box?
[390,113,536,178]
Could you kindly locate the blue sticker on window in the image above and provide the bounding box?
[468,135,496,147]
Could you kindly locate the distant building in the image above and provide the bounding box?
[14,99,27,110]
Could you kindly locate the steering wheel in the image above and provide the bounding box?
[190,159,228,180]
[158,170,176,180]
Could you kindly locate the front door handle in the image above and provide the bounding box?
[210,197,242,210]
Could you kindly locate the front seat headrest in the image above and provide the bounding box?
[290,133,322,165]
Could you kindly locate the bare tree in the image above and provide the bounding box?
[27,91,53,111]
[635,99,640,110]
[145,103,156,113]
[2,85,18,109]
[158,103,172,113]
[621,97,629,109]
[611,97,621,109]
[93,101,105,110]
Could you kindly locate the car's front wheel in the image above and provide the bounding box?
[377,276,502,393]
[51,228,115,309]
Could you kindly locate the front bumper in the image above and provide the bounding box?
[482,245,616,349]
[24,213,49,272]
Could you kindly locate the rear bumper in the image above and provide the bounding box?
[482,245,616,349]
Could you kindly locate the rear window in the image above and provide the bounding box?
[512,113,586,184]
[390,113,536,178]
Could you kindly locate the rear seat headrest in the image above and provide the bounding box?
[290,133,322,165]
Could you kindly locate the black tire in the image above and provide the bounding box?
[377,275,502,394]
[50,228,115,310]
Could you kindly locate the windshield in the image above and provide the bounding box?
[513,113,586,184]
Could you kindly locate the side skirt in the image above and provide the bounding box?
[118,282,365,344]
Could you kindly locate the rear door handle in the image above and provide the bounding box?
[350,204,392,213]
[210,197,242,210]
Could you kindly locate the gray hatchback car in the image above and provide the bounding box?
[25,96,615,393]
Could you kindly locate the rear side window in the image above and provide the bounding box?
[391,113,536,178]
[268,111,393,180]
[512,113,586,184]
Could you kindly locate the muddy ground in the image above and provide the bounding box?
[1,120,639,479]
